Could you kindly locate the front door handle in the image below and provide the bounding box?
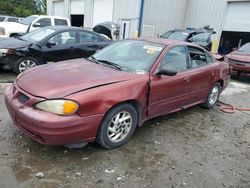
[184,77,191,82]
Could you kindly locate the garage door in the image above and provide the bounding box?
[53,1,64,17]
[93,0,114,26]
[70,0,85,15]
[223,2,250,32]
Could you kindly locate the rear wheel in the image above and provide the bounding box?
[202,82,221,109]
[14,57,39,74]
[97,104,137,149]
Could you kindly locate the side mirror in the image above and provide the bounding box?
[156,64,177,76]
[188,37,193,42]
[215,54,224,61]
[33,22,41,28]
[46,41,56,48]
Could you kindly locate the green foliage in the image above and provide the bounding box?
[0,0,46,17]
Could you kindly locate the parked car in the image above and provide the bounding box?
[0,15,23,23]
[0,15,70,37]
[160,26,216,51]
[226,42,250,76]
[5,38,230,149]
[0,26,111,73]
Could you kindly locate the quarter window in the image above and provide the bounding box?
[160,46,188,72]
[188,46,207,68]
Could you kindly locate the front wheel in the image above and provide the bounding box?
[97,104,137,149]
[14,57,39,74]
[202,82,221,109]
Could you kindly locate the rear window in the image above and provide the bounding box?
[55,19,68,26]
[0,17,5,22]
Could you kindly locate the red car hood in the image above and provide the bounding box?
[16,59,140,98]
[227,51,250,63]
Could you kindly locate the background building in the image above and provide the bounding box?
[47,0,250,52]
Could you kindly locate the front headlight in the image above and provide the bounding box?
[0,27,5,35]
[0,49,9,57]
[34,99,79,116]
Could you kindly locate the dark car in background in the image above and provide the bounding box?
[0,26,111,73]
[160,26,216,51]
[226,42,250,76]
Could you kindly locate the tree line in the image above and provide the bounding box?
[0,0,46,17]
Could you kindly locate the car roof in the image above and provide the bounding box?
[42,26,93,32]
[135,37,191,46]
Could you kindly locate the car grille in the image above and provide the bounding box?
[230,60,250,67]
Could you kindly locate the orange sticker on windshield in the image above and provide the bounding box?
[143,45,163,54]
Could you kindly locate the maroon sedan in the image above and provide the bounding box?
[5,38,230,149]
[227,42,250,76]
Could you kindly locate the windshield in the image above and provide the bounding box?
[21,28,56,42]
[161,31,189,41]
[92,40,164,73]
[20,15,38,25]
[238,43,250,53]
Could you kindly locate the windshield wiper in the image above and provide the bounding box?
[88,56,100,64]
[89,56,124,71]
[97,59,123,70]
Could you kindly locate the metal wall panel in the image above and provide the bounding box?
[223,1,250,32]
[113,0,141,38]
[184,0,228,38]
[142,0,188,37]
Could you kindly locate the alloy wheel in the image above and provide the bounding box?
[107,111,132,143]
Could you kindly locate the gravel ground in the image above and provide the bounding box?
[0,70,249,188]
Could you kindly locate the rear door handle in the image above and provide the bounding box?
[184,77,191,82]
[87,44,98,48]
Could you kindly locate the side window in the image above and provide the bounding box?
[188,46,207,68]
[55,19,68,26]
[49,31,76,45]
[0,17,5,22]
[79,31,98,43]
[160,46,188,72]
[205,52,213,64]
[35,18,51,27]
[7,18,18,22]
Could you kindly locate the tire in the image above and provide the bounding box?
[96,104,138,149]
[202,82,221,109]
[14,57,39,74]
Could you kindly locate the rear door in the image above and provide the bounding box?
[148,45,192,117]
[185,45,216,104]
[74,31,108,58]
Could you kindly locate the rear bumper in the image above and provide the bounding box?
[5,83,104,145]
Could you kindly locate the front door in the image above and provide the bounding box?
[148,45,192,118]
[43,31,78,62]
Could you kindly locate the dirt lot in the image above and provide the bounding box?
[0,70,250,188]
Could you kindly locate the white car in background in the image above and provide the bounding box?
[0,15,71,37]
